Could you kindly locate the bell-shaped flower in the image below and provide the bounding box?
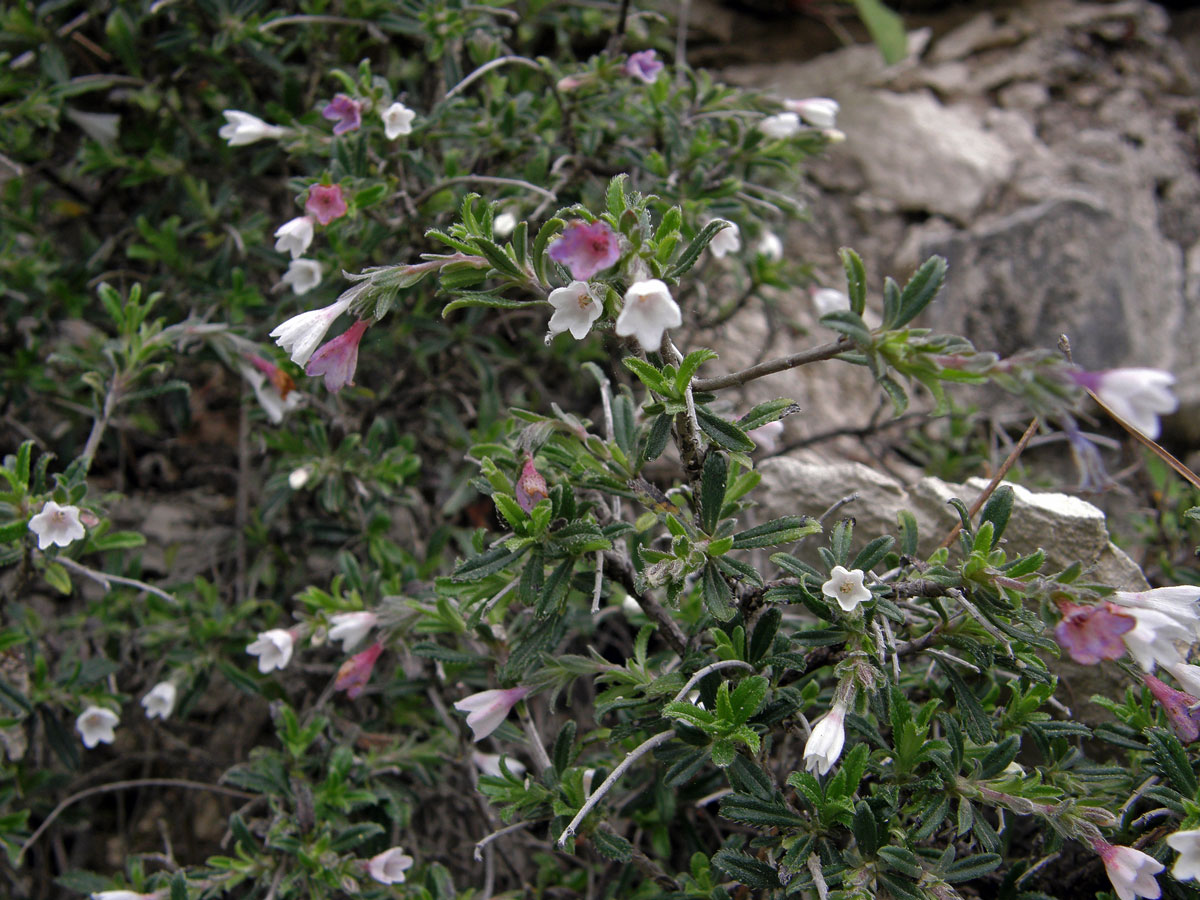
[141,682,177,721]
[28,500,85,550]
[514,456,549,513]
[381,101,416,139]
[240,356,302,424]
[1166,662,1200,697]
[472,751,526,778]
[1120,605,1194,673]
[306,319,370,392]
[548,220,621,280]
[304,184,348,226]
[321,94,362,135]
[91,892,156,900]
[328,611,378,652]
[219,110,287,146]
[1167,828,1200,881]
[335,642,384,699]
[547,281,602,340]
[756,231,783,261]
[1094,840,1164,900]
[281,258,323,295]
[803,698,848,776]
[624,49,664,84]
[707,220,741,259]
[453,685,530,741]
[759,112,801,140]
[1054,601,1135,665]
[77,705,119,749]
[246,629,295,673]
[269,293,356,367]
[1071,368,1177,440]
[1112,587,1200,640]
[784,97,840,128]
[615,279,681,352]
[367,847,414,885]
[812,287,851,316]
[273,216,314,259]
[822,566,871,612]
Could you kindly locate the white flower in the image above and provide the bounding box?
[1112,588,1200,640]
[269,294,355,367]
[812,287,851,316]
[1098,843,1164,900]
[784,97,839,128]
[328,611,378,652]
[708,220,741,259]
[1083,368,1178,440]
[759,112,801,140]
[547,281,602,340]
[615,279,682,352]
[381,102,416,139]
[368,846,415,884]
[822,566,871,612]
[1168,828,1200,881]
[76,706,119,749]
[246,629,295,673]
[493,211,517,238]
[273,216,315,259]
[454,686,530,741]
[1166,662,1200,696]
[91,892,153,900]
[748,420,784,454]
[281,258,323,295]
[288,466,312,490]
[28,501,86,550]
[756,231,783,261]
[472,751,526,778]
[219,110,287,146]
[803,700,847,776]
[141,682,176,720]
[238,364,303,425]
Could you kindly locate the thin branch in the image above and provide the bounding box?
[258,14,381,31]
[691,338,850,392]
[518,703,553,774]
[445,55,545,100]
[474,820,531,861]
[673,660,754,702]
[55,556,178,605]
[413,175,557,206]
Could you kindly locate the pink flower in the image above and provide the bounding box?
[305,184,348,226]
[305,319,369,392]
[1054,601,1135,665]
[335,642,384,699]
[514,456,549,513]
[1093,839,1163,900]
[548,220,621,280]
[624,49,664,84]
[453,686,530,741]
[1143,673,1200,743]
[321,94,362,135]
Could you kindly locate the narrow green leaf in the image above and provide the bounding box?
[895,255,947,328]
[840,247,868,316]
[640,414,673,463]
[532,217,565,285]
[700,451,727,534]
[711,849,781,889]
[978,485,1014,548]
[451,543,529,582]
[696,406,755,452]
[702,562,736,621]
[749,607,781,664]
[623,357,672,395]
[676,348,718,393]
[442,294,537,317]
[943,853,1002,883]
[851,535,894,572]
[731,516,819,550]
[736,399,801,433]
[851,0,907,64]
[605,174,629,217]
[820,309,873,346]
[666,219,732,281]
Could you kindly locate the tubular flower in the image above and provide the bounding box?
[241,356,301,424]
[756,231,784,261]
[453,686,530,741]
[281,258,323,295]
[367,847,414,885]
[1143,673,1200,742]
[624,49,664,83]
[803,698,848,776]
[328,611,378,652]
[783,97,840,128]
[273,216,314,259]
[615,279,681,352]
[141,682,177,721]
[219,110,287,146]
[707,220,741,258]
[321,94,362,135]
[269,293,356,367]
[381,101,416,139]
[514,456,549,512]
[759,112,801,139]
[335,642,384,699]
[246,629,295,673]
[77,706,119,749]
[548,220,621,280]
[1071,368,1177,440]
[305,319,370,392]
[91,892,157,900]
[1054,601,1135,665]
[822,566,871,612]
[547,281,602,340]
[1167,829,1200,881]
[28,501,86,549]
[304,184,348,226]
[1094,840,1163,900]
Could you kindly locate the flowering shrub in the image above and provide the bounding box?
[3,3,1200,900]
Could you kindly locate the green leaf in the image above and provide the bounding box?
[331,823,384,851]
[748,607,781,663]
[40,705,80,769]
[937,662,994,743]
[43,561,72,595]
[606,174,629,217]
[676,348,718,393]
[728,676,769,724]
[0,520,28,543]
[493,493,527,532]
[700,452,727,534]
[731,516,819,550]
[702,562,736,621]
[819,309,873,346]
[719,793,808,829]
[897,510,919,557]
[943,853,1002,883]
[14,441,32,488]
[472,237,524,279]
[852,800,879,858]
[736,399,801,433]
[978,735,1020,779]
[623,357,672,396]
[696,406,755,452]
[851,0,907,65]
[532,217,565,285]
[536,557,574,617]
[451,543,529,582]
[894,255,947,328]
[87,531,146,552]
[978,485,1014,549]
[851,535,894,572]
[878,846,924,879]
[553,720,577,774]
[640,414,673,464]
[710,737,736,768]
[840,248,868,316]
[442,294,538,317]
[1147,728,1197,796]
[170,872,188,900]
[667,219,733,281]
[592,827,633,862]
[711,849,781,890]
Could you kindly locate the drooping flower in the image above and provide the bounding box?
[803,698,848,776]
[472,751,526,778]
[514,456,549,513]
[759,112,801,140]
[328,611,378,652]
[812,287,851,316]
[624,49,664,84]
[90,892,156,900]
[1119,606,1194,673]
[219,110,287,146]
[240,356,302,425]
[748,420,784,454]
[269,293,356,367]
[273,216,315,259]
[335,642,384,699]
[28,501,86,550]
[367,847,415,885]
[1112,587,1200,639]
[281,258,323,295]
[1166,662,1200,697]
[1142,673,1200,742]
[547,281,602,340]
[1093,840,1163,900]
[304,184,348,226]
[305,319,370,392]
[615,279,681,352]
[321,94,362,135]
[784,97,840,128]
[76,706,119,749]
[1071,368,1178,440]
[822,566,872,612]
[1167,828,1200,881]
[548,220,621,280]
[454,686,530,741]
[381,101,416,139]
[1054,600,1135,665]
[141,682,177,721]
[707,220,741,259]
[247,629,295,674]
[756,231,784,261]
[493,211,517,238]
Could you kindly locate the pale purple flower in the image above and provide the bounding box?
[1094,840,1163,900]
[624,49,664,84]
[274,216,315,259]
[76,706,119,749]
[514,456,549,513]
[381,101,415,139]
[783,97,840,128]
[803,698,848,776]
[269,294,355,367]
[321,94,362,135]
[1071,368,1177,440]
[335,642,383,699]
[1167,829,1200,881]
[1054,601,1135,665]
[367,846,414,885]
[547,280,602,340]
[28,501,85,550]
[615,279,681,352]
[304,184,348,226]
[548,220,621,280]
[247,629,295,673]
[707,220,741,259]
[822,566,871,612]
[141,682,177,721]
[305,319,370,392]
[328,611,378,651]
[759,112,801,140]
[219,110,287,146]
[280,258,323,295]
[453,686,530,741]
[1143,673,1200,742]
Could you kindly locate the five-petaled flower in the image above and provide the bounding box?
[615,279,681,352]
[273,216,314,259]
[141,682,177,721]
[321,94,362,135]
[812,287,850,316]
[1054,600,1135,665]
[624,49,664,84]
[270,293,356,367]
[381,101,416,139]
[247,629,295,673]
[759,112,801,140]
[328,611,378,652]
[77,705,119,749]
[28,500,86,550]
[803,698,848,776]
[784,97,840,128]
[1167,828,1200,881]
[335,642,384,699]
[1093,839,1164,900]
[454,686,530,741]
[305,184,348,226]
[548,220,621,280]
[281,258,323,295]
[822,566,871,612]
[514,456,549,513]
[708,220,741,259]
[219,110,287,146]
[367,846,414,885]
[547,281,602,340]
[306,319,370,392]
[1070,368,1178,440]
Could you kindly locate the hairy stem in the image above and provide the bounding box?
[692,338,850,392]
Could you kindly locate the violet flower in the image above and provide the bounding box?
[305,319,370,392]
[624,49,664,84]
[321,94,362,135]
[548,220,621,280]
[1054,601,1135,665]
[1143,673,1200,743]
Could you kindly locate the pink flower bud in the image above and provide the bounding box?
[514,456,549,513]
[335,642,384,699]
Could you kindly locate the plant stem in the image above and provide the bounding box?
[691,338,850,392]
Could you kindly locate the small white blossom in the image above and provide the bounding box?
[273,216,315,260]
[472,751,526,778]
[1098,842,1164,900]
[28,500,86,550]
[76,706,119,749]
[328,611,378,652]
[454,686,530,741]
[1078,368,1178,440]
[493,211,517,238]
[822,566,871,612]
[758,112,801,140]
[812,287,851,316]
[219,110,287,146]
[615,279,682,352]
[547,281,602,340]
[90,892,154,900]
[368,846,415,885]
[281,258,323,295]
[246,629,295,673]
[1166,662,1200,696]
[784,97,839,128]
[141,682,177,720]
[239,365,303,425]
[708,220,741,259]
[756,231,783,261]
[803,700,847,776]
[269,293,355,367]
[1116,606,1193,673]
[288,466,312,489]
[1167,828,1200,881]
[381,101,416,139]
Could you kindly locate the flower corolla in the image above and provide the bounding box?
[1072,368,1177,440]
[615,279,681,352]
[141,682,177,721]
[759,112,801,140]
[247,629,295,673]
[328,611,378,651]
[219,110,287,146]
[305,184,348,226]
[269,293,355,367]
[1095,841,1163,900]
[514,456,550,513]
[1167,829,1200,881]
[784,97,840,128]
[756,231,783,261]
[548,220,621,280]
[306,319,370,392]
[240,357,302,424]
[547,281,602,340]
[273,216,315,259]
[624,49,664,84]
[822,566,871,612]
[454,686,530,741]
[367,847,415,885]
[707,220,741,259]
[28,501,86,550]
[803,699,848,776]
[381,101,416,139]
[77,706,119,749]
[335,642,384,699]
[281,258,323,295]
[321,94,362,135]
[812,287,851,316]
[472,751,526,778]
[493,211,517,238]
